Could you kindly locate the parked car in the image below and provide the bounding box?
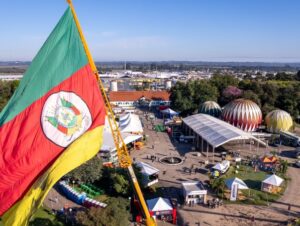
[291,151,300,159]
[295,160,300,168]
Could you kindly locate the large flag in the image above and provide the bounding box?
[0,6,106,225]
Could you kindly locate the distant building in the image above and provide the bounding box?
[0,75,23,81]
[108,91,170,108]
[110,80,118,91]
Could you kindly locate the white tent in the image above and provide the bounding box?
[212,160,230,173]
[161,108,178,116]
[119,113,131,122]
[147,197,173,212]
[225,177,249,190]
[119,114,143,133]
[136,162,159,176]
[262,174,283,187]
[101,131,142,152]
[182,181,207,204]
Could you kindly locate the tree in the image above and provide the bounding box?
[210,74,239,105]
[169,80,219,115]
[111,173,130,196]
[211,177,226,197]
[275,86,300,118]
[98,168,131,197]
[296,71,300,81]
[66,156,103,184]
[221,85,242,104]
[192,80,219,106]
[0,80,20,112]
[241,90,261,106]
[76,197,130,226]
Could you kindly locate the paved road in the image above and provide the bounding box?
[44,186,81,211]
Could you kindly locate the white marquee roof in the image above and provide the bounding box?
[182,181,207,196]
[119,113,143,133]
[136,162,159,176]
[101,131,142,151]
[262,174,283,187]
[225,177,249,190]
[183,114,265,148]
[161,108,179,115]
[101,115,143,151]
[147,197,173,212]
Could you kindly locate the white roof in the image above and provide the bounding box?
[161,108,178,115]
[225,177,249,190]
[119,114,143,133]
[182,182,207,196]
[136,162,159,176]
[101,131,142,151]
[101,116,143,151]
[212,160,230,171]
[183,113,265,148]
[262,174,284,186]
[147,197,173,212]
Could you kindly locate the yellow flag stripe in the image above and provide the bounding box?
[2,126,104,226]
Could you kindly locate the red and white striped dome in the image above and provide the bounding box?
[222,99,262,132]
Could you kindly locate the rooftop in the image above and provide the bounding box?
[109,91,170,102]
[182,113,266,148]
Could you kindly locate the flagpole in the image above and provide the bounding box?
[66,0,98,80]
[66,1,155,226]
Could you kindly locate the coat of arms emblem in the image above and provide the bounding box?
[41,91,92,147]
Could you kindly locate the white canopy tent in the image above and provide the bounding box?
[147,197,173,212]
[262,174,283,187]
[101,131,142,152]
[136,162,159,187]
[225,177,249,190]
[161,108,179,115]
[212,160,230,173]
[136,162,159,176]
[182,181,207,204]
[119,113,143,134]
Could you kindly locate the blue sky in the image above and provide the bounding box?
[0,0,300,62]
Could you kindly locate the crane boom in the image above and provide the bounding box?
[67,1,156,225]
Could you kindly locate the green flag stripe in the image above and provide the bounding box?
[0,7,88,126]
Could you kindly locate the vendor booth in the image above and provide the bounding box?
[212,160,230,174]
[160,108,179,119]
[225,177,249,201]
[136,162,159,187]
[182,181,207,205]
[225,177,248,190]
[261,174,284,194]
[260,156,278,171]
[146,197,176,224]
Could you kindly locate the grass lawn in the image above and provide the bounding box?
[221,164,285,205]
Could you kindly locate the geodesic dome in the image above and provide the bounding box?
[199,101,222,118]
[265,110,293,133]
[222,99,262,132]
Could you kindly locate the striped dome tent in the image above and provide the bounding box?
[265,110,293,133]
[222,99,262,132]
[199,101,222,118]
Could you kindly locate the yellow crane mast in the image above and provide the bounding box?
[67,1,156,225]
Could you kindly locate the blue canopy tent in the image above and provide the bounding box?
[160,108,179,119]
